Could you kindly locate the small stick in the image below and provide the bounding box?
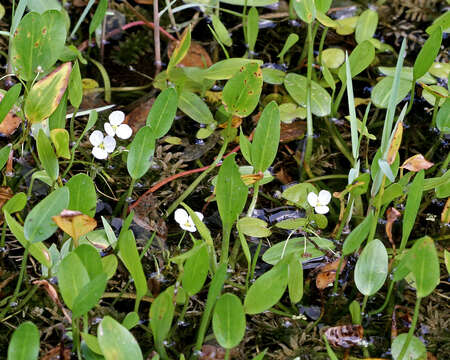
[153,0,162,76]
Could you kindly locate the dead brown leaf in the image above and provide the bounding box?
[324,324,364,348]
[442,197,450,224]
[386,207,401,252]
[280,120,306,143]
[40,345,71,360]
[124,97,155,134]
[400,154,434,172]
[199,345,226,360]
[0,93,21,137]
[316,258,346,290]
[133,192,168,242]
[167,41,213,68]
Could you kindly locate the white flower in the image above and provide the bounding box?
[174,208,204,232]
[307,190,331,215]
[104,111,132,140]
[89,130,116,160]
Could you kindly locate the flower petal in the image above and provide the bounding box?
[104,122,115,137]
[89,130,104,146]
[307,192,318,207]
[116,124,132,140]
[315,205,329,215]
[92,146,108,160]
[109,110,125,125]
[183,222,197,232]
[194,212,204,222]
[174,208,188,225]
[318,190,331,205]
[103,136,116,153]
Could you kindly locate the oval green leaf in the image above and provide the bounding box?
[127,126,156,180]
[7,321,40,360]
[147,88,178,138]
[213,293,246,349]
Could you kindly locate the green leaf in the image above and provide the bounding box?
[287,254,303,304]
[25,62,72,123]
[147,88,178,138]
[284,73,331,117]
[24,187,69,243]
[378,66,436,84]
[127,126,156,180]
[278,34,299,62]
[247,7,259,53]
[251,101,280,172]
[321,48,345,69]
[244,260,288,314]
[213,293,246,349]
[401,170,424,250]
[216,154,248,230]
[178,90,214,124]
[338,41,375,83]
[72,273,107,318]
[7,321,40,360]
[81,332,102,355]
[262,237,335,265]
[49,91,67,130]
[122,312,140,330]
[28,0,62,13]
[408,236,440,298]
[220,0,277,5]
[12,10,67,81]
[98,316,143,360]
[237,217,271,238]
[195,263,228,350]
[182,243,209,296]
[342,214,373,255]
[315,0,332,13]
[349,300,361,325]
[37,129,59,181]
[371,77,411,108]
[0,144,11,171]
[355,9,378,43]
[354,239,388,296]
[50,128,70,159]
[275,218,307,230]
[211,15,232,47]
[69,60,83,108]
[391,334,426,360]
[261,68,286,85]
[168,26,191,71]
[414,27,443,80]
[118,230,148,301]
[181,203,214,247]
[150,287,175,346]
[205,58,263,80]
[4,211,52,268]
[426,11,450,34]
[293,0,316,24]
[89,0,108,36]
[239,129,252,164]
[102,254,118,279]
[281,182,316,209]
[223,62,263,117]
[3,192,27,214]
[0,84,22,125]
[66,173,97,217]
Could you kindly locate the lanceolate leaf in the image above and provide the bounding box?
[168,26,191,71]
[413,27,443,81]
[147,88,178,138]
[0,83,22,125]
[355,9,378,43]
[150,287,175,346]
[216,154,248,231]
[178,90,214,124]
[25,62,72,123]
[37,129,59,181]
[213,293,246,349]
[354,239,388,296]
[408,236,440,298]
[7,322,40,360]
[251,101,280,173]
[127,126,156,180]
[89,0,108,36]
[338,41,375,83]
[342,213,373,255]
[68,60,83,108]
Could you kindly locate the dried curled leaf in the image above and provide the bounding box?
[52,209,97,241]
[324,324,364,348]
[316,258,346,290]
[400,154,434,172]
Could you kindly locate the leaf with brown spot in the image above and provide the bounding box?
[442,197,450,224]
[400,154,434,172]
[25,62,72,123]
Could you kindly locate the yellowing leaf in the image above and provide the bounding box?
[387,121,403,165]
[52,209,97,243]
[25,62,72,123]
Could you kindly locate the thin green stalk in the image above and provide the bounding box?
[72,317,82,359]
[224,349,230,360]
[368,176,386,242]
[305,174,348,182]
[397,297,421,360]
[361,295,368,315]
[430,97,440,128]
[406,84,415,114]
[304,22,315,180]
[166,139,229,217]
[69,107,79,142]
[323,119,354,165]
[332,85,346,116]
[369,280,395,315]
[331,255,345,296]
[122,178,136,218]
[0,222,7,248]
[220,227,231,265]
[247,181,260,217]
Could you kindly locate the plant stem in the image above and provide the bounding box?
[166,139,229,217]
[368,176,386,242]
[361,295,368,315]
[247,181,260,217]
[369,280,394,315]
[431,97,440,128]
[304,21,315,180]
[122,178,136,218]
[397,297,421,360]
[224,349,230,360]
[220,226,231,265]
